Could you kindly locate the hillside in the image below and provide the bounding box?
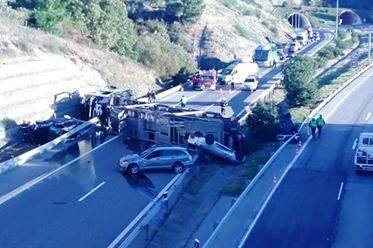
[190,0,295,64]
[0,6,158,97]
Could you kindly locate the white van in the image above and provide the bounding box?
[219,62,259,85]
[355,132,373,172]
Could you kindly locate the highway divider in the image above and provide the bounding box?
[0,117,99,175]
[108,167,197,248]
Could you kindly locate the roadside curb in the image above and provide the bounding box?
[0,117,99,175]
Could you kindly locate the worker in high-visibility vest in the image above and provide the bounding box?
[316,115,326,138]
[309,118,317,140]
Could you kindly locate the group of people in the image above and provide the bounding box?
[309,115,325,140]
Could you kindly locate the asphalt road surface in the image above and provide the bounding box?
[0,132,175,248]
[158,30,331,118]
[243,67,373,248]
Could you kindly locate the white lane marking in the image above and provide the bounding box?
[337,182,344,201]
[78,181,106,202]
[0,135,119,206]
[238,67,373,247]
[352,138,358,150]
[365,112,371,121]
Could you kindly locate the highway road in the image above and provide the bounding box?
[0,131,175,248]
[0,30,332,248]
[242,66,373,248]
[158,30,332,118]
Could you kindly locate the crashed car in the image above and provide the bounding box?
[277,113,300,142]
[187,135,243,163]
[119,146,196,175]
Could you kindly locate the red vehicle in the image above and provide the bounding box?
[191,70,217,90]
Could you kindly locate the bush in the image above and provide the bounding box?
[283,57,318,106]
[242,8,253,16]
[32,0,69,33]
[135,33,196,77]
[247,101,280,142]
[234,23,250,39]
[270,26,278,36]
[220,0,237,9]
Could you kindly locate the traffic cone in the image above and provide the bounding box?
[272,177,277,184]
[295,141,302,155]
[229,88,232,94]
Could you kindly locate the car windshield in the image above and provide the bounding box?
[254,49,269,61]
[221,67,233,75]
[245,78,255,82]
[201,75,214,82]
[140,147,154,157]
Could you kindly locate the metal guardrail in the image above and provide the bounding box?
[108,168,195,248]
[0,117,100,174]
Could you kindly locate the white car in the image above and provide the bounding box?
[242,76,259,91]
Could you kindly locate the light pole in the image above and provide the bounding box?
[369,27,372,63]
[335,0,339,39]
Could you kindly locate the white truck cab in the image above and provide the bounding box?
[355,132,373,172]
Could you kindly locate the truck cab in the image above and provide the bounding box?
[192,70,217,90]
[355,133,373,172]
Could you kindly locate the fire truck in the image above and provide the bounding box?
[191,70,217,90]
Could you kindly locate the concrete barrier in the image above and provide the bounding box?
[0,117,99,175]
[108,167,197,248]
[137,84,183,103]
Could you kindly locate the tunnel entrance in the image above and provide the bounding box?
[339,10,361,25]
[287,13,312,29]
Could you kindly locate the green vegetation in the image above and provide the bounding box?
[283,57,318,106]
[247,101,280,142]
[220,0,237,9]
[222,144,276,197]
[9,0,204,79]
[234,23,250,39]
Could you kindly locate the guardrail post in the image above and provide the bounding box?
[162,191,169,218]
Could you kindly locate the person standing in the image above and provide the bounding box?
[309,118,317,140]
[180,95,187,108]
[316,115,325,138]
[220,97,227,116]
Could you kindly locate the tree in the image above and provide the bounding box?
[32,0,69,33]
[165,0,205,23]
[183,0,205,23]
[247,101,279,142]
[283,57,318,106]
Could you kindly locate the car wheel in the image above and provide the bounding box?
[128,164,140,175]
[173,162,184,174]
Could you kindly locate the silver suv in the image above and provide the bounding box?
[119,146,195,175]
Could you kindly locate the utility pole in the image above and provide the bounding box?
[335,0,339,39]
[369,27,372,63]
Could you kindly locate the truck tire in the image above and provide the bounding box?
[205,134,215,145]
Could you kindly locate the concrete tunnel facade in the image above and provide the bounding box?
[287,12,312,29]
[339,10,362,25]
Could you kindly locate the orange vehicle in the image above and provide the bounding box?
[191,70,217,90]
